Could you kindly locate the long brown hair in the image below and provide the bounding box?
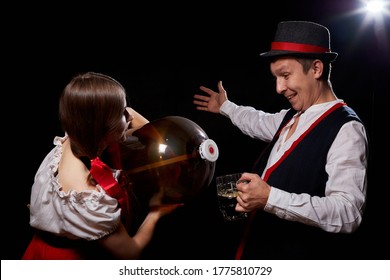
[59,72,127,164]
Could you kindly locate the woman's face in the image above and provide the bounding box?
[105,105,133,145]
[120,107,133,140]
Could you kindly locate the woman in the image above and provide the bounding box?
[22,72,180,260]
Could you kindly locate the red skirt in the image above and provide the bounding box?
[22,233,85,260]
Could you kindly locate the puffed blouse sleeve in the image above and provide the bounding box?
[29,136,121,241]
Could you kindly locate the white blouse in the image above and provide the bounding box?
[28,135,121,241]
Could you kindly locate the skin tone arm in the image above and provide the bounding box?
[194,82,271,213]
[125,107,150,135]
[101,108,182,259]
[193,81,228,113]
[99,203,181,259]
[236,172,271,212]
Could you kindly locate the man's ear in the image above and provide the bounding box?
[312,59,323,78]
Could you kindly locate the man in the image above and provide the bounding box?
[193,21,368,259]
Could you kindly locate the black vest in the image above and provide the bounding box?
[241,105,363,259]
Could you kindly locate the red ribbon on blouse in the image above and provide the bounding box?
[90,157,118,190]
[90,156,132,230]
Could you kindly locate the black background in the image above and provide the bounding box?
[3,0,389,259]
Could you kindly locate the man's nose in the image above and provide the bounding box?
[275,79,286,94]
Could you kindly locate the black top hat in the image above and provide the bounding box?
[260,21,338,62]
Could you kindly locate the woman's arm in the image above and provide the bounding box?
[125,107,149,136]
[99,203,182,259]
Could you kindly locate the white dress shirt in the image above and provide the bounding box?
[220,99,368,233]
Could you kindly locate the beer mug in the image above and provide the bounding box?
[216,173,248,222]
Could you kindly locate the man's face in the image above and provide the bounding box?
[270,57,319,112]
